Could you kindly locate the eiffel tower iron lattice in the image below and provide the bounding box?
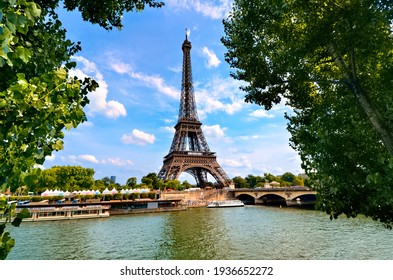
[158,34,233,188]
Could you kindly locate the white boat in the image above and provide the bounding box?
[206,200,244,208]
[15,204,110,222]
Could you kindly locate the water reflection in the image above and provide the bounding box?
[7,206,393,260]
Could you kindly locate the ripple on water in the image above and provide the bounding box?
[6,206,393,260]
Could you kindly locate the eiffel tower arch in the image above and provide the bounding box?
[158,34,233,188]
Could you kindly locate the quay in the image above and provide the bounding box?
[12,198,186,222]
[5,187,316,222]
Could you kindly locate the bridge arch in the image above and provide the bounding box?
[234,194,255,204]
[256,194,287,206]
[286,194,316,207]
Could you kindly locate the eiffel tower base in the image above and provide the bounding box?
[158,152,232,188]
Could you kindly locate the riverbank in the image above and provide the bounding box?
[161,188,233,207]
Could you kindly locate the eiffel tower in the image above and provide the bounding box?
[158,34,233,188]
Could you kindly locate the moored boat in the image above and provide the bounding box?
[206,200,244,208]
[14,204,110,222]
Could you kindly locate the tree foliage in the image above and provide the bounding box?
[126,177,137,187]
[25,166,95,193]
[0,0,95,191]
[232,173,305,189]
[34,0,164,30]
[1,0,163,259]
[222,0,393,226]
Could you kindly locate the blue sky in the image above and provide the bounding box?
[42,0,303,185]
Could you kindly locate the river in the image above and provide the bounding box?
[7,206,393,260]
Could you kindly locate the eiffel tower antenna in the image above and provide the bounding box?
[158,35,233,188]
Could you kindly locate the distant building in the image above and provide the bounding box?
[110,176,116,184]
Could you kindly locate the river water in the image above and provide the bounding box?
[7,206,393,260]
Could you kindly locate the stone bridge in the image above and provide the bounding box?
[229,187,317,206]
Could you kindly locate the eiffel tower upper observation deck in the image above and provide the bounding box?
[158,34,233,188]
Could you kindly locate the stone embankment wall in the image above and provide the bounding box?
[159,189,233,207]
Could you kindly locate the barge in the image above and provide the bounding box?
[12,198,186,222]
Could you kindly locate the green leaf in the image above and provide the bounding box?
[23,174,38,186]
[53,139,64,151]
[54,68,67,80]
[14,45,32,63]
[0,224,5,235]
[26,2,42,19]
[11,217,22,227]
[65,61,77,69]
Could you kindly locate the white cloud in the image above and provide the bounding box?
[110,61,179,99]
[201,46,221,68]
[70,56,127,119]
[110,62,132,74]
[237,135,267,141]
[249,109,274,118]
[131,72,179,99]
[161,126,175,134]
[104,157,134,166]
[163,118,175,124]
[203,124,226,139]
[60,154,135,167]
[79,154,99,164]
[222,156,252,169]
[195,77,246,116]
[45,154,56,161]
[121,129,155,145]
[167,0,232,19]
[61,154,99,164]
[225,102,242,115]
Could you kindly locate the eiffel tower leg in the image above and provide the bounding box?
[184,168,207,187]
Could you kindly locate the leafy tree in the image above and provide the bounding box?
[232,176,249,189]
[165,180,181,191]
[181,180,192,190]
[36,0,164,30]
[292,177,304,187]
[1,0,163,259]
[222,0,393,226]
[94,179,107,191]
[126,177,137,188]
[263,173,279,183]
[281,172,296,184]
[0,195,30,260]
[25,166,95,192]
[101,176,113,186]
[254,182,265,188]
[141,172,160,189]
[141,177,153,187]
[245,174,263,188]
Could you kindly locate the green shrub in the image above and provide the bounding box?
[31,196,42,202]
[139,193,148,199]
[103,194,113,201]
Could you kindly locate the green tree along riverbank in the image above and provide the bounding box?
[222,0,393,227]
[10,165,308,195]
[1,0,164,260]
